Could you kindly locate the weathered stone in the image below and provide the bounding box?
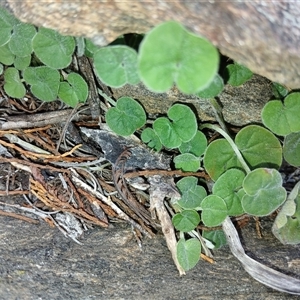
[2,0,300,88]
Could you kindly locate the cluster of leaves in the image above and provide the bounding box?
[0,7,88,107]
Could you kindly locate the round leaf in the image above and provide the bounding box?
[179,131,207,157]
[213,169,245,216]
[261,93,300,136]
[172,210,200,232]
[153,104,197,149]
[4,67,26,98]
[174,153,200,172]
[201,195,228,226]
[203,139,243,181]
[176,238,201,271]
[283,132,300,167]
[58,73,88,108]
[141,128,162,152]
[33,28,75,69]
[138,21,219,94]
[176,176,207,209]
[0,43,15,65]
[196,73,224,98]
[23,66,60,101]
[225,63,253,86]
[9,23,36,57]
[93,45,139,87]
[14,55,31,70]
[235,125,282,169]
[106,97,146,136]
[242,168,286,216]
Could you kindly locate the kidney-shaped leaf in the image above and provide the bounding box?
[172,210,200,232]
[141,128,162,152]
[201,195,228,227]
[213,169,245,216]
[106,97,146,136]
[225,63,253,86]
[4,67,26,98]
[93,45,139,87]
[179,130,207,157]
[176,238,201,271]
[242,168,286,216]
[33,28,75,69]
[262,93,300,136]
[138,21,219,94]
[174,153,200,172]
[0,7,19,46]
[283,132,300,167]
[153,104,197,149]
[176,176,207,209]
[235,125,282,169]
[23,66,60,101]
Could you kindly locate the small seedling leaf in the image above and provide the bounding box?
[0,43,15,65]
[153,104,197,149]
[203,139,243,181]
[138,21,219,94]
[58,73,88,108]
[93,45,140,87]
[261,93,300,136]
[213,169,245,216]
[202,230,227,249]
[23,66,60,101]
[196,73,224,98]
[9,23,36,57]
[172,210,200,232]
[33,27,75,69]
[225,62,253,86]
[106,97,146,136]
[272,182,300,245]
[201,195,228,226]
[179,130,207,157]
[176,238,201,271]
[242,168,286,216]
[235,125,282,169]
[4,67,26,98]
[176,176,207,209]
[174,153,200,172]
[283,132,300,167]
[141,128,162,152]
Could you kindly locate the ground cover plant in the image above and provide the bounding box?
[0,6,300,295]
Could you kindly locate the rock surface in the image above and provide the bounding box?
[2,0,300,88]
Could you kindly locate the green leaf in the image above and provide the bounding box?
[242,168,286,216]
[174,153,200,172]
[58,73,88,108]
[32,27,75,69]
[179,131,207,157]
[203,139,243,181]
[141,128,162,152]
[84,38,99,57]
[172,210,200,232]
[93,45,139,87]
[225,62,253,86]
[261,93,300,136]
[106,97,146,136]
[138,21,219,94]
[153,104,197,149]
[3,67,26,98]
[23,66,60,101]
[14,55,31,70]
[272,182,300,245]
[0,43,15,65]
[0,7,19,46]
[283,132,300,167]
[176,176,207,209]
[0,64,3,75]
[235,125,282,169]
[176,238,201,271]
[202,230,227,249]
[9,23,36,57]
[272,82,289,98]
[201,195,228,226]
[213,169,245,216]
[196,73,224,98]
